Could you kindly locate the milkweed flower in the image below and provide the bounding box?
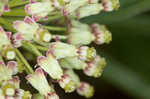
[84,55,106,78]
[37,52,76,93]
[37,52,63,79]
[77,46,96,61]
[64,69,94,98]
[49,42,78,59]
[0,26,16,60]
[0,61,18,82]
[0,0,9,16]
[75,3,104,19]
[64,69,80,87]
[62,0,88,16]
[13,16,52,47]
[13,16,40,41]
[25,0,55,21]
[68,20,112,46]
[26,67,59,98]
[0,76,32,99]
[77,82,94,98]
[102,0,120,12]
[91,23,112,45]
[68,20,95,46]
[58,74,76,93]
[59,56,87,70]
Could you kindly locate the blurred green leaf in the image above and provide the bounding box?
[102,56,150,99]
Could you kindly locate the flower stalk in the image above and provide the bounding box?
[43,25,66,31]
[14,48,34,74]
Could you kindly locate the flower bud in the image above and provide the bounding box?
[84,55,106,78]
[25,1,54,21]
[77,82,94,98]
[68,20,95,46]
[64,69,80,87]
[102,0,120,12]
[58,74,76,93]
[77,46,96,61]
[37,53,63,79]
[49,42,77,59]
[91,23,112,45]
[59,56,86,70]
[26,68,53,96]
[76,3,103,19]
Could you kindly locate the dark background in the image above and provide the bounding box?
[61,0,150,99]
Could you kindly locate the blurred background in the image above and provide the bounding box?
[61,0,150,99]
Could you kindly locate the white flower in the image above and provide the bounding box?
[37,52,63,79]
[68,20,95,46]
[26,68,53,96]
[49,42,78,59]
[25,1,54,21]
[76,3,103,19]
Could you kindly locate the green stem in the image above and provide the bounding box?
[2,9,27,17]
[34,44,49,52]
[8,0,41,8]
[0,17,16,32]
[39,15,62,23]
[33,39,50,47]
[52,35,68,40]
[9,0,29,8]
[22,41,43,57]
[43,26,66,31]
[14,48,34,74]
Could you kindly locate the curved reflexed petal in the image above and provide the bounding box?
[26,68,53,95]
[37,54,63,79]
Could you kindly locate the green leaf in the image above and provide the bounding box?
[102,57,150,99]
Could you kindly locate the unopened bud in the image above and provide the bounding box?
[102,0,120,12]
[84,55,106,78]
[91,23,112,45]
[78,46,96,61]
[58,74,76,93]
[77,82,94,98]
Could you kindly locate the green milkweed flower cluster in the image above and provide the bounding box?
[0,0,120,98]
